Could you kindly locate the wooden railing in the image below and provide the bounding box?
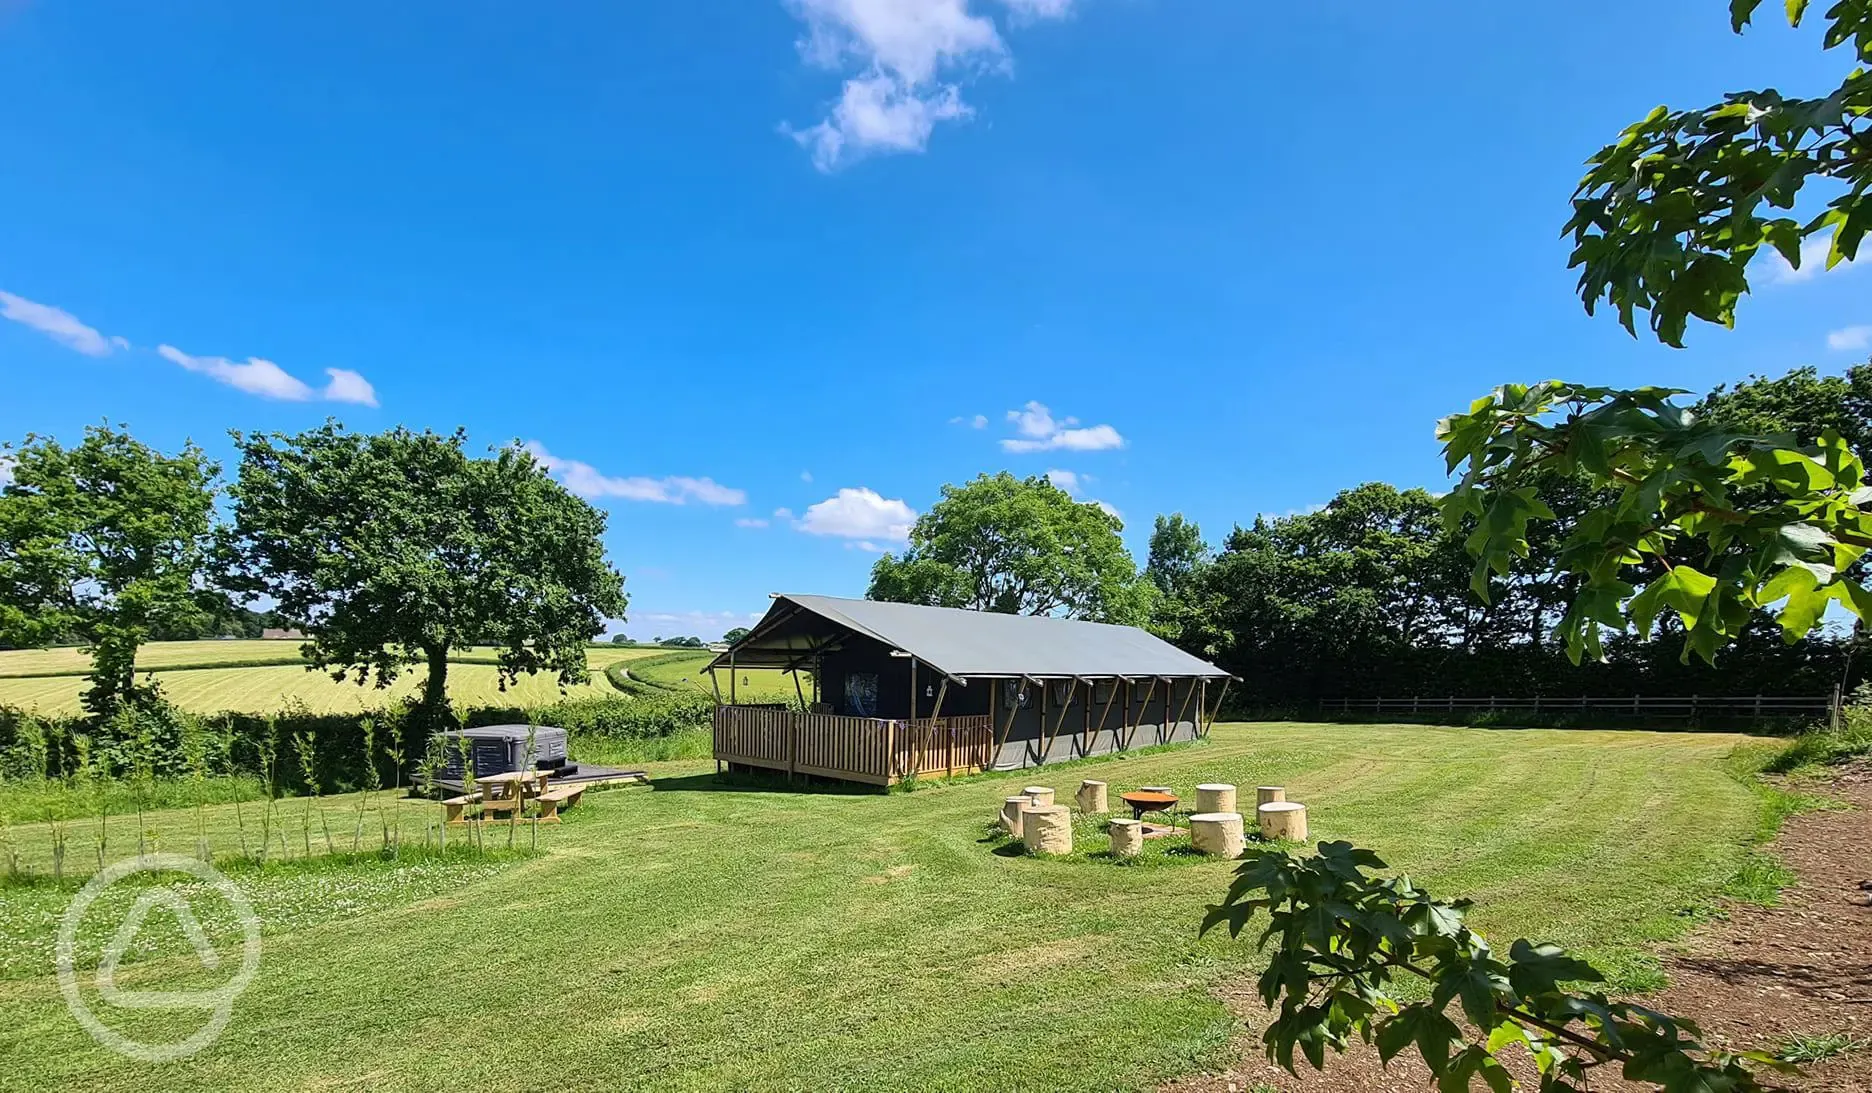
[712,706,995,785]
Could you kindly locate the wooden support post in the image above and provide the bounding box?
[709,668,722,704]
[931,677,952,774]
[1171,678,1199,738]
[910,657,919,721]
[1202,679,1232,737]
[791,668,806,710]
[1094,678,1121,747]
[1039,679,1077,764]
[992,677,1029,757]
[1122,678,1158,751]
[1080,678,1091,757]
[729,651,737,703]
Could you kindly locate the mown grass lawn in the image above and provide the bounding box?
[0,722,1780,1093]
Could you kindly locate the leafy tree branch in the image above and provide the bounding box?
[1202,842,1797,1092]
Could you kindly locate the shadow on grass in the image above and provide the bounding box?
[646,771,885,796]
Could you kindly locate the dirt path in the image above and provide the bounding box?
[1162,764,1872,1093]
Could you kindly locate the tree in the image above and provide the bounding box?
[721,626,751,644]
[1205,843,1793,1092]
[1145,513,1216,646]
[609,633,633,645]
[0,425,217,715]
[1695,363,1872,457]
[221,423,627,726]
[1441,382,1872,664]
[1446,1,1872,665]
[1567,1,1871,347]
[1145,513,1210,598]
[866,472,1151,623]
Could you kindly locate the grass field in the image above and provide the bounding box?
[0,722,1785,1092]
[630,650,801,702]
[0,642,668,715]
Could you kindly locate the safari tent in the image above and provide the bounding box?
[707,594,1234,785]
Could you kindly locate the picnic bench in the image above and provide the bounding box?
[442,769,588,824]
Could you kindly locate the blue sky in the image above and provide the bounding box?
[1,1,1865,640]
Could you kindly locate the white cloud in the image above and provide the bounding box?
[1044,468,1083,495]
[1828,325,1872,352]
[1093,500,1121,520]
[797,486,917,541]
[1000,0,1073,17]
[1765,235,1858,285]
[321,368,379,407]
[774,506,795,519]
[800,470,814,483]
[0,290,379,404]
[523,441,748,506]
[999,400,1125,452]
[949,413,989,428]
[0,453,13,488]
[782,0,1073,170]
[792,75,971,171]
[849,540,888,553]
[157,343,380,405]
[735,517,771,528]
[0,290,126,357]
[158,343,317,401]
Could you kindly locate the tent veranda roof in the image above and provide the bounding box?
[707,594,1233,682]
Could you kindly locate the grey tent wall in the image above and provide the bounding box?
[988,677,1205,772]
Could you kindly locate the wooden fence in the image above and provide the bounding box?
[1317,693,1838,725]
[712,705,995,786]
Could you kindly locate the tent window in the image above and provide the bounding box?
[1002,680,1032,710]
[1091,680,1116,705]
[1048,680,1074,707]
[1132,680,1154,704]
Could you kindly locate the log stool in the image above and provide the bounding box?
[1258,801,1308,841]
[1256,786,1286,807]
[1022,785,1056,808]
[1022,805,1072,855]
[1189,812,1246,859]
[1195,783,1237,813]
[1108,818,1143,859]
[1076,779,1109,814]
[1000,796,1030,836]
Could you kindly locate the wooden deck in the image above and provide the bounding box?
[713,706,994,785]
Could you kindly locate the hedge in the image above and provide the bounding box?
[0,689,714,797]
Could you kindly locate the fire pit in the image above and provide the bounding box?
[1120,790,1179,821]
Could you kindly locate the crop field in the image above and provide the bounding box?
[0,722,1783,1092]
[0,641,669,715]
[630,650,801,702]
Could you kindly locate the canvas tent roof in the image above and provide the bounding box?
[709,594,1232,681]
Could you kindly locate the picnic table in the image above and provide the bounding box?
[442,768,587,824]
